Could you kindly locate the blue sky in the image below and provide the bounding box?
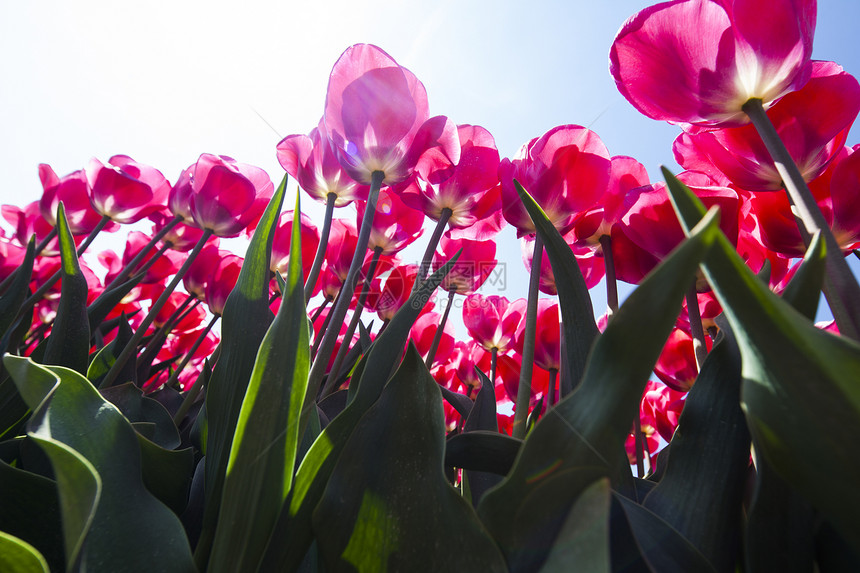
[2,0,859,329]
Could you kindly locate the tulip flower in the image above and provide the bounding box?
[277,120,369,207]
[610,0,816,129]
[323,43,460,186]
[39,164,110,236]
[673,61,860,192]
[187,154,273,238]
[182,239,223,301]
[2,201,64,256]
[86,155,171,224]
[462,294,524,356]
[375,263,432,322]
[101,230,183,285]
[205,254,244,317]
[500,124,611,237]
[270,210,321,288]
[431,232,497,295]
[654,326,713,392]
[355,186,425,255]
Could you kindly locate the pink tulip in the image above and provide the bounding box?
[150,211,206,252]
[182,239,223,300]
[323,43,460,185]
[462,294,525,354]
[500,124,611,237]
[2,202,64,255]
[399,124,501,230]
[324,218,359,285]
[654,326,712,392]
[103,230,183,285]
[86,155,170,224]
[674,61,860,192]
[514,298,560,373]
[610,0,817,128]
[270,210,321,284]
[277,120,369,207]
[187,154,273,237]
[355,186,425,255]
[39,164,109,235]
[620,171,740,261]
[521,234,605,294]
[375,263,433,322]
[205,254,244,316]
[410,311,456,366]
[431,232,497,294]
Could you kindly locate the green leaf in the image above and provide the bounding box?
[0,237,35,339]
[642,321,749,573]
[538,478,611,573]
[312,345,507,571]
[4,356,195,572]
[0,530,51,573]
[614,493,718,573]
[445,430,522,476]
[663,167,860,554]
[516,180,599,391]
[100,382,180,449]
[259,255,462,572]
[0,442,64,571]
[779,231,826,321]
[196,174,286,567]
[208,191,310,573]
[136,435,195,516]
[26,434,100,571]
[477,208,721,571]
[43,203,89,374]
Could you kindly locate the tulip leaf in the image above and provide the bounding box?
[4,356,195,572]
[312,344,507,571]
[0,237,35,340]
[86,272,144,333]
[208,192,310,573]
[100,382,180,449]
[0,530,51,573]
[43,203,89,375]
[259,254,460,572]
[438,384,473,419]
[516,180,599,390]
[88,314,137,388]
[196,174,285,567]
[642,320,749,573]
[0,445,64,571]
[462,371,503,506]
[538,478,611,573]
[26,434,100,571]
[663,166,860,554]
[614,493,718,573]
[445,430,522,476]
[477,208,720,571]
[136,434,195,516]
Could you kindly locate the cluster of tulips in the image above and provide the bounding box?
[1,0,859,571]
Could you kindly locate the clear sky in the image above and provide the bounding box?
[2,0,859,330]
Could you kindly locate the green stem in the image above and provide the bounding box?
[744,97,860,340]
[425,288,456,369]
[322,246,383,396]
[305,171,384,423]
[513,233,543,439]
[305,192,337,302]
[413,207,452,290]
[163,313,220,390]
[173,343,222,426]
[100,229,214,389]
[600,234,618,314]
[686,283,708,371]
[103,215,181,293]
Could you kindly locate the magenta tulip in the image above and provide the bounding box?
[500,124,611,237]
[431,232,497,294]
[270,210,321,283]
[187,154,273,237]
[674,61,860,192]
[39,164,109,235]
[323,43,460,185]
[610,0,816,128]
[355,186,424,255]
[277,120,369,207]
[86,155,170,224]
[462,294,525,355]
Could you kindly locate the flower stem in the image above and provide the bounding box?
[414,207,452,289]
[686,284,708,371]
[305,171,383,420]
[163,313,220,390]
[100,229,214,389]
[103,215,181,293]
[600,234,618,314]
[513,233,543,439]
[426,288,456,369]
[304,193,337,302]
[322,246,383,396]
[744,97,860,340]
